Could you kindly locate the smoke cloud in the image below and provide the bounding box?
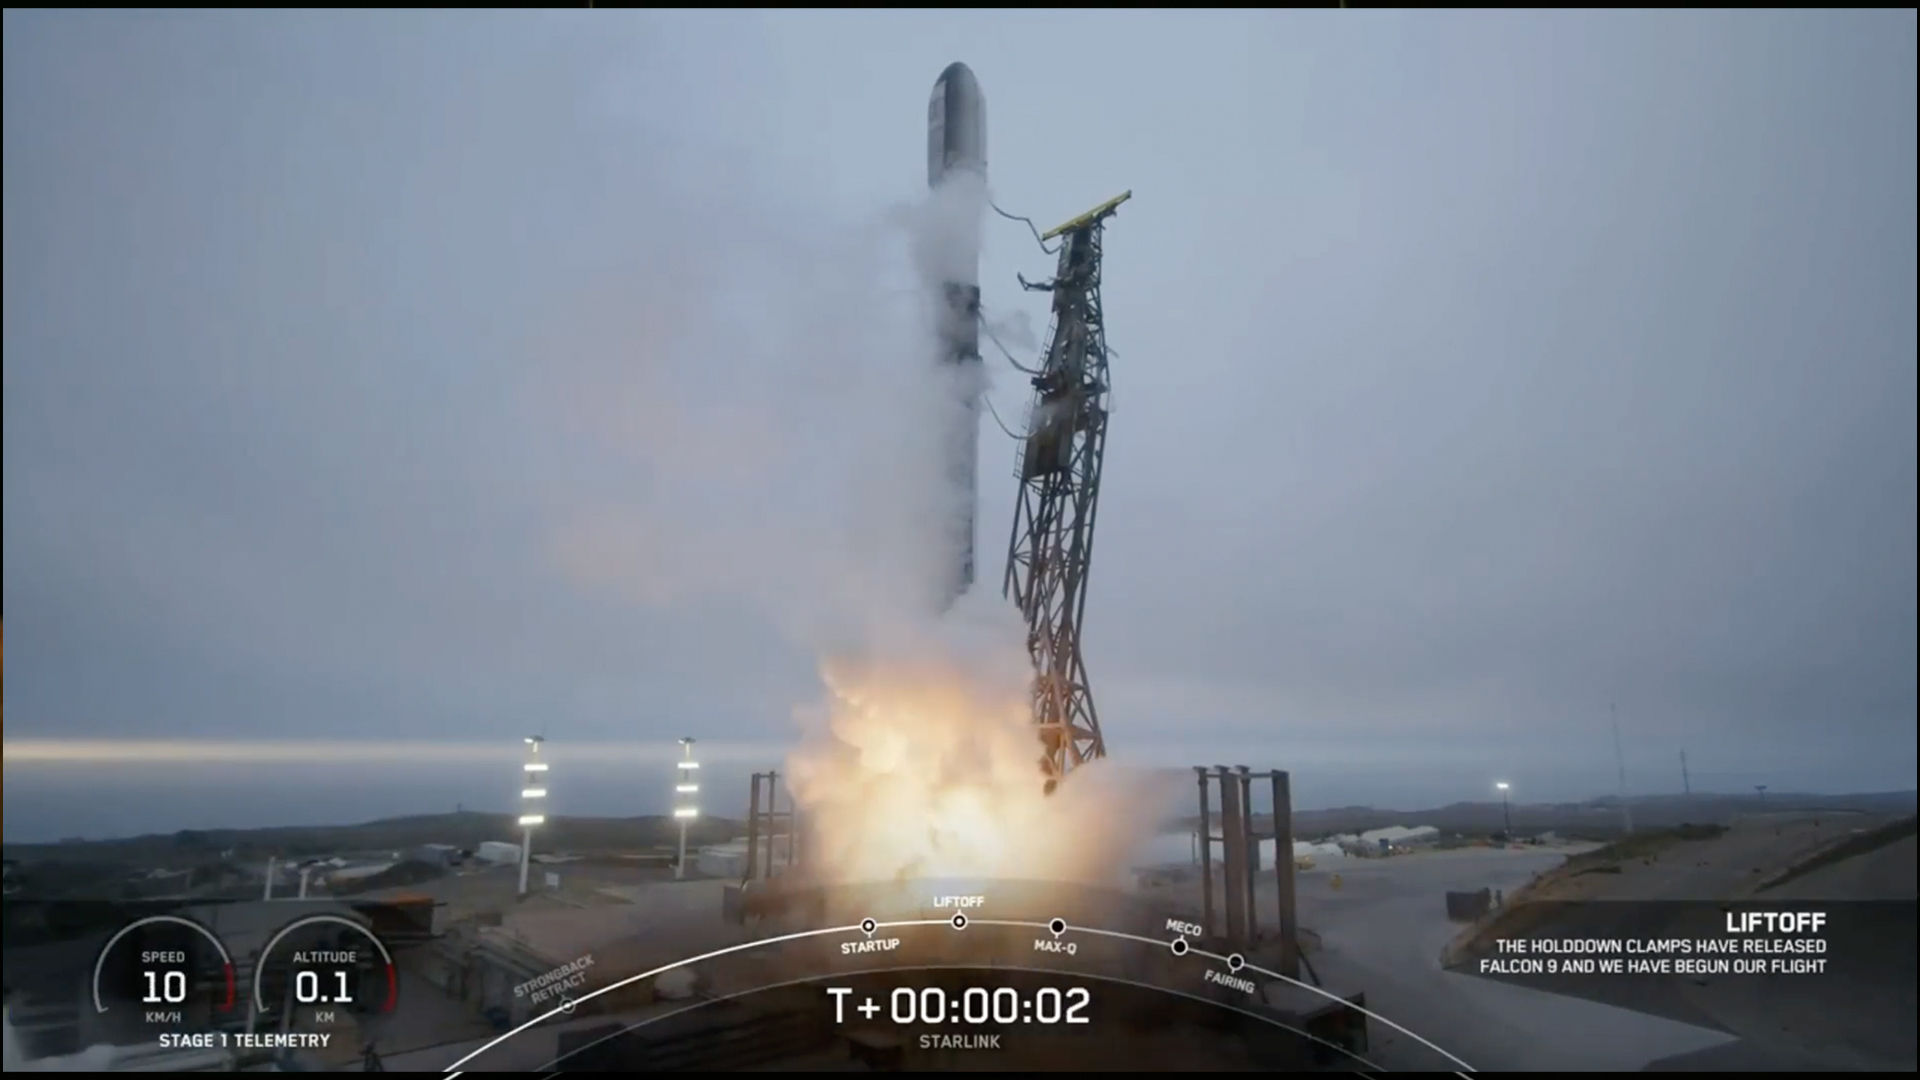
[548,149,1172,890]
[547,178,1000,643]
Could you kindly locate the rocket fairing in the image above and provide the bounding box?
[928,61,987,607]
[928,61,987,190]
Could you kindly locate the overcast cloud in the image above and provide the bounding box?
[4,11,1915,837]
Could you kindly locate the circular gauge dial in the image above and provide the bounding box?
[253,914,397,1019]
[90,915,237,1023]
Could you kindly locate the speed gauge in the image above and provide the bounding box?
[90,914,237,1024]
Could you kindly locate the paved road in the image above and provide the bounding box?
[1294,848,1734,1071]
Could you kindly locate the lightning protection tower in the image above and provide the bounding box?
[1003,191,1130,787]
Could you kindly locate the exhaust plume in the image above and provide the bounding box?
[787,589,1177,887]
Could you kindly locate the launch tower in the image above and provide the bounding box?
[1003,192,1131,784]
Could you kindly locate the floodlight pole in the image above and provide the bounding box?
[518,829,531,897]
[676,812,689,879]
[675,738,699,880]
[519,736,547,897]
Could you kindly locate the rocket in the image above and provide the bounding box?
[927,61,987,607]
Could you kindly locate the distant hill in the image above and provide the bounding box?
[8,790,1912,869]
[2,810,746,867]
[1178,789,1918,841]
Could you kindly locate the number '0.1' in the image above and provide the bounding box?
[294,969,354,1005]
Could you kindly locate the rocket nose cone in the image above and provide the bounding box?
[929,61,986,187]
[936,61,979,97]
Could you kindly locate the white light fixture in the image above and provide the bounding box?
[522,788,547,799]
[675,783,699,794]
[519,814,545,827]
[673,807,698,819]
[524,762,549,772]
[677,761,700,770]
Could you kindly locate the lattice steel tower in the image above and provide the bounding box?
[1002,192,1130,785]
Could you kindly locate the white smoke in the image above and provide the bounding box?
[910,171,988,295]
[982,305,1039,355]
[546,143,1173,891]
[548,189,958,641]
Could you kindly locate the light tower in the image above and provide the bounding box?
[1003,191,1130,786]
[1495,781,1513,838]
[518,736,547,897]
[673,738,699,880]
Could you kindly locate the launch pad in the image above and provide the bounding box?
[690,860,1357,1074]
[675,65,1375,1073]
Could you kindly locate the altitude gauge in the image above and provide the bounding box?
[253,914,397,1022]
[90,914,237,1031]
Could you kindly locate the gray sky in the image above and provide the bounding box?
[4,11,1916,835]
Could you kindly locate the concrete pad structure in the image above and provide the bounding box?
[407,877,744,1032]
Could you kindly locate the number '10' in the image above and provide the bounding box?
[889,986,1090,1024]
[142,970,188,1004]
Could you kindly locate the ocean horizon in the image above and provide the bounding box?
[6,736,1904,844]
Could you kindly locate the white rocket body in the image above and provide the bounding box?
[927,62,987,607]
